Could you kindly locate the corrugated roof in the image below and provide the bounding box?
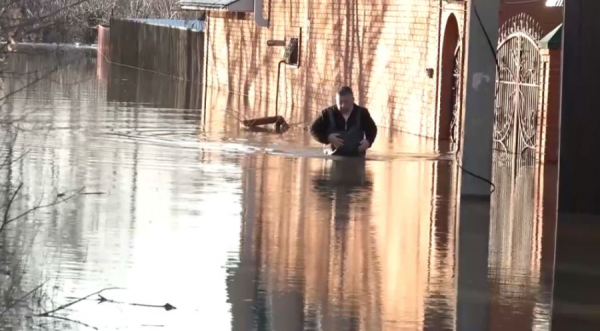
[129,18,205,32]
[546,0,564,6]
[178,0,241,9]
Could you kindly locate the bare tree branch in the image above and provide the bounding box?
[0,0,21,18]
[4,0,91,29]
[0,59,63,103]
[37,314,99,330]
[0,128,18,162]
[0,281,46,318]
[1,182,23,233]
[0,149,30,171]
[97,294,177,311]
[36,287,124,317]
[2,186,85,231]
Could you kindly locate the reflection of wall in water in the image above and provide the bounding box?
[106,64,202,110]
[370,159,457,330]
[202,89,246,135]
[3,47,97,102]
[228,155,459,330]
[424,160,458,330]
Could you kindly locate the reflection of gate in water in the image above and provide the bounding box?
[493,14,542,162]
[490,14,558,310]
[489,155,539,276]
[488,152,554,326]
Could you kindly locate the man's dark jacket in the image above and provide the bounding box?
[309,104,378,152]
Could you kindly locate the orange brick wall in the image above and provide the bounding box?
[203,1,466,139]
[537,48,562,164]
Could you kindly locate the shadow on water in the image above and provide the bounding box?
[0,46,563,331]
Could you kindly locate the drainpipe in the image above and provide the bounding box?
[254,0,269,27]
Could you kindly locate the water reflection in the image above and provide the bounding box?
[0,47,561,331]
[488,154,557,330]
[107,63,202,111]
[228,153,460,330]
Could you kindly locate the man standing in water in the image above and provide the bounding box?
[309,86,378,157]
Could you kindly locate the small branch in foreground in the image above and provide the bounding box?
[97,295,177,311]
[0,149,31,171]
[0,64,61,103]
[0,281,47,318]
[36,287,124,317]
[1,182,24,233]
[81,191,106,195]
[0,128,19,166]
[5,0,92,30]
[37,314,98,330]
[1,186,86,233]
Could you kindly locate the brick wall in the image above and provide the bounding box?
[538,48,562,164]
[203,0,466,140]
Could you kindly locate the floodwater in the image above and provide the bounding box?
[0,46,558,330]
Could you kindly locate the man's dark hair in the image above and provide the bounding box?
[337,86,354,97]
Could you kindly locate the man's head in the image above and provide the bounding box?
[336,86,355,113]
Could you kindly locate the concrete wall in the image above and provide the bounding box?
[203,1,466,139]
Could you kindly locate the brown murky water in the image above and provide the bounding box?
[0,47,557,330]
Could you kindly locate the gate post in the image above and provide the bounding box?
[456,0,500,330]
[537,24,563,164]
[553,1,600,328]
[459,0,499,197]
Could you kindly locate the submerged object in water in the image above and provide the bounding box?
[242,115,289,133]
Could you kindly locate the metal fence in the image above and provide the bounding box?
[103,18,205,109]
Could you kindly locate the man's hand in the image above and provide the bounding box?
[358,139,370,153]
[328,133,344,148]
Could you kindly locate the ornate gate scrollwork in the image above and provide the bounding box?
[450,44,462,145]
[493,14,542,161]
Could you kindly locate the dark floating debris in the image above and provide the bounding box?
[97,294,176,311]
[242,115,289,133]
